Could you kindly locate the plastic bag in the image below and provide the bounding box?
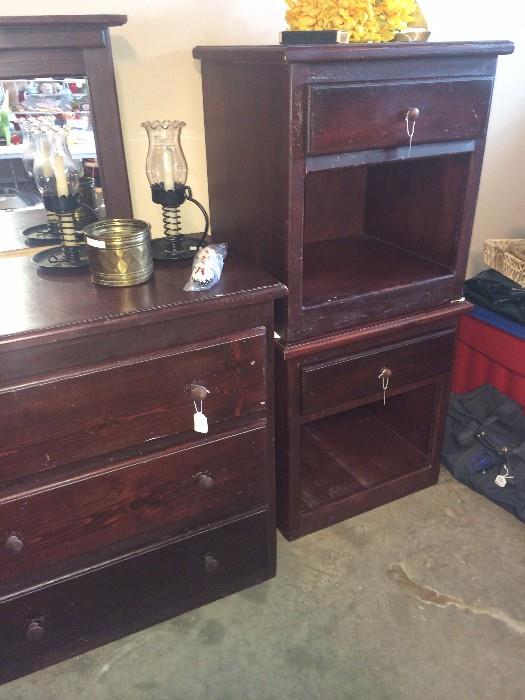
[183,243,227,291]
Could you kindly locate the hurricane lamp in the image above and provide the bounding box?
[31,129,88,269]
[142,120,209,261]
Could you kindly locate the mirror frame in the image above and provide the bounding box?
[0,14,132,219]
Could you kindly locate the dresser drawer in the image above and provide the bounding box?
[0,328,266,482]
[301,330,455,415]
[0,510,271,683]
[306,78,493,155]
[0,425,267,586]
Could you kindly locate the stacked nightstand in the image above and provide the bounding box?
[194,40,513,539]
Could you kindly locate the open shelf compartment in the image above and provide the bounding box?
[302,153,469,309]
[300,383,437,514]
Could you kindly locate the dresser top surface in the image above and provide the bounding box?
[193,40,514,64]
[0,254,286,341]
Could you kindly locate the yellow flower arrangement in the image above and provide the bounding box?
[285,0,418,43]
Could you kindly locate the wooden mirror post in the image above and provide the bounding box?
[0,15,132,223]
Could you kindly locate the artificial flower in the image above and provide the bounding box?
[285,0,417,43]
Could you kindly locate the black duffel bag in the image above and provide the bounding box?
[464,269,525,324]
[442,384,525,522]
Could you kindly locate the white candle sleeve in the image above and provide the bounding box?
[53,154,69,198]
[163,148,174,191]
[41,141,54,178]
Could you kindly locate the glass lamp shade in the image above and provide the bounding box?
[20,124,39,177]
[33,129,79,199]
[141,120,188,192]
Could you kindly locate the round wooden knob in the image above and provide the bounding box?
[406,107,420,121]
[203,553,219,574]
[5,534,24,555]
[379,367,393,380]
[26,621,45,642]
[197,474,214,490]
[191,385,210,402]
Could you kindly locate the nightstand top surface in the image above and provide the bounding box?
[193,40,514,64]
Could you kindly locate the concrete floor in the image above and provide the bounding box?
[2,471,524,700]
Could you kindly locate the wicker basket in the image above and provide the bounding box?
[483,239,525,288]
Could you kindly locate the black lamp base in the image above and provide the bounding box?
[22,223,61,246]
[151,235,205,261]
[32,246,89,270]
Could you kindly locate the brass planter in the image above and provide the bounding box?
[84,218,153,287]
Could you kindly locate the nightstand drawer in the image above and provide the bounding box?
[0,426,267,586]
[0,328,266,482]
[306,78,493,155]
[301,330,455,414]
[0,510,270,683]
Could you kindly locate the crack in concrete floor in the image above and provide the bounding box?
[387,563,525,637]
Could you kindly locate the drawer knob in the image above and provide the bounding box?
[191,384,210,402]
[26,621,45,642]
[197,473,214,490]
[5,534,24,555]
[379,367,392,380]
[406,107,420,121]
[203,553,219,574]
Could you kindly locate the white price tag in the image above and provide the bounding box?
[86,237,106,249]
[495,474,507,488]
[194,411,209,434]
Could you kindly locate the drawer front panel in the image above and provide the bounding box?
[306,78,493,155]
[301,331,455,414]
[0,328,266,482]
[0,511,271,683]
[0,426,267,585]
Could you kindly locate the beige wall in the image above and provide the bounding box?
[6,1,524,274]
[421,1,525,275]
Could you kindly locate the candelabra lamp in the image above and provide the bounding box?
[21,129,61,245]
[142,120,209,261]
[31,130,88,269]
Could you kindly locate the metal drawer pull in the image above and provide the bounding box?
[26,621,45,642]
[197,473,214,490]
[405,107,419,158]
[191,384,210,402]
[203,553,219,573]
[4,534,24,555]
[406,107,420,121]
[378,367,392,406]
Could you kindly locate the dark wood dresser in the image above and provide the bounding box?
[194,41,513,539]
[0,255,285,682]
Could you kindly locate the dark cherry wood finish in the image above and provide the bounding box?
[275,304,468,539]
[0,254,286,682]
[0,511,269,683]
[0,329,266,481]
[194,41,513,341]
[0,426,268,587]
[306,78,493,155]
[195,42,511,540]
[0,15,132,219]
[300,329,455,415]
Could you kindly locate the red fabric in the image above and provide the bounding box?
[452,315,525,408]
